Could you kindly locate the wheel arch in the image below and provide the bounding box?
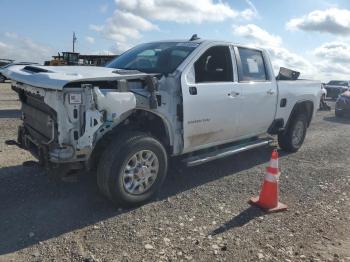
[284,100,314,132]
[89,109,173,170]
[129,109,174,150]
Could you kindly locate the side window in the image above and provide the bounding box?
[194,46,233,83]
[237,48,268,82]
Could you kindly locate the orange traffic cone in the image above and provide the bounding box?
[249,149,287,213]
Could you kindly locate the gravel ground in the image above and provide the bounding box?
[0,82,349,262]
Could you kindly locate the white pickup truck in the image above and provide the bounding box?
[4,39,321,206]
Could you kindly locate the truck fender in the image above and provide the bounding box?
[283,100,314,133]
[134,109,174,149]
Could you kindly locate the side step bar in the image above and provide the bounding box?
[183,138,273,167]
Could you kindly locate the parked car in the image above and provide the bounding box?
[0,62,39,82]
[324,80,350,99]
[335,90,350,117]
[3,39,321,206]
[321,83,327,99]
[319,83,331,110]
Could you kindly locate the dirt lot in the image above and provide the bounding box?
[0,82,349,262]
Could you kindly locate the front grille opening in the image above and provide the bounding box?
[17,90,58,144]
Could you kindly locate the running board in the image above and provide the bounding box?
[184,138,273,167]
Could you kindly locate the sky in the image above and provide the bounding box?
[1,0,350,81]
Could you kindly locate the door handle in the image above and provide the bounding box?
[189,86,197,95]
[267,89,275,95]
[228,91,240,97]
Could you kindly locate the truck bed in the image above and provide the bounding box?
[276,79,321,124]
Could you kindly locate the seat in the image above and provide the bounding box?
[205,55,225,82]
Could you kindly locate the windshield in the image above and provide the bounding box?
[328,80,349,86]
[106,42,199,74]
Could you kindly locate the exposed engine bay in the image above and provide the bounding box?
[12,71,183,169]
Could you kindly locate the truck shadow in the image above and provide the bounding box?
[0,109,21,118]
[323,116,350,125]
[209,206,265,236]
[0,145,282,255]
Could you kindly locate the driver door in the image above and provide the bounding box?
[180,45,242,153]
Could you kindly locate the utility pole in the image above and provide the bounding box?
[73,32,77,52]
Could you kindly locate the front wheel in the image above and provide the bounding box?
[278,114,308,152]
[97,132,168,207]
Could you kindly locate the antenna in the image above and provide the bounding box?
[73,32,77,52]
[189,34,200,41]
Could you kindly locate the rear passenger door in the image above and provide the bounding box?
[234,47,277,137]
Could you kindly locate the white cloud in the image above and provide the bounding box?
[90,10,158,52]
[241,0,259,20]
[233,24,350,80]
[313,42,350,79]
[103,10,158,41]
[115,0,257,24]
[0,33,54,63]
[286,8,350,35]
[110,42,133,54]
[233,24,313,76]
[313,42,350,63]
[85,36,95,44]
[233,24,281,47]
[0,41,8,49]
[92,0,258,53]
[268,47,313,75]
[239,8,256,21]
[314,62,350,80]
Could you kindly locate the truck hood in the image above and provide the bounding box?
[3,65,151,90]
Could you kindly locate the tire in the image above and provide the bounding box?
[97,131,168,207]
[278,113,308,153]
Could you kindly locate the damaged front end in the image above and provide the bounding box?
[12,73,163,174]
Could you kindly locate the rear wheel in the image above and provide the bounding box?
[97,132,168,207]
[278,114,308,152]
